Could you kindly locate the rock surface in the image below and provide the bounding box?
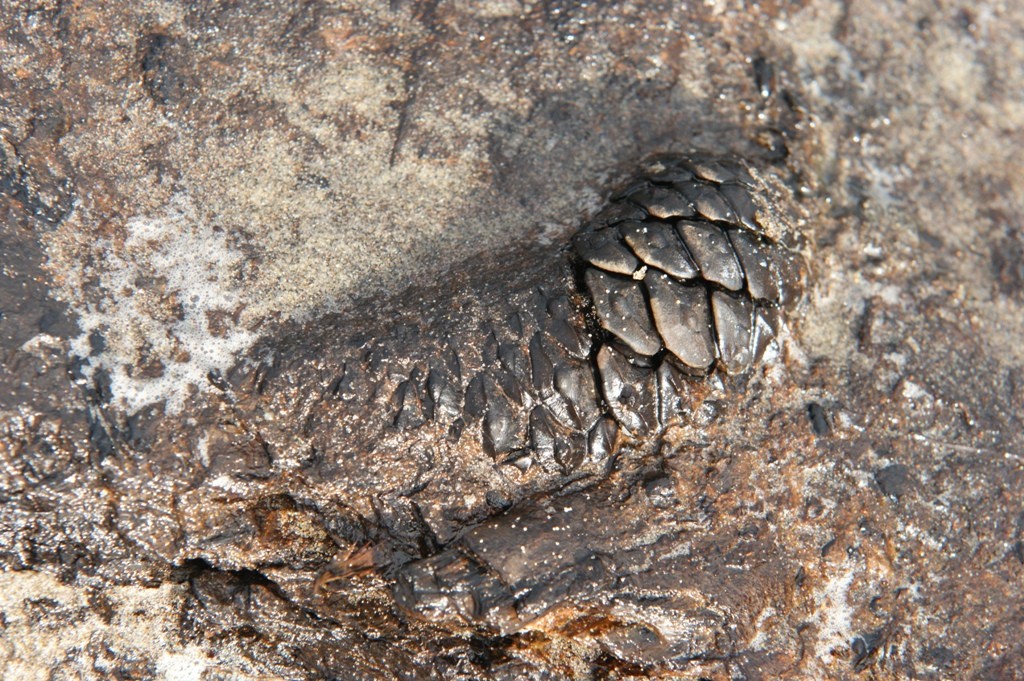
[2,0,1023,679]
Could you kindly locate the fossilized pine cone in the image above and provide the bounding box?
[568,154,805,440]
[180,152,804,577]
[433,152,805,471]
[574,154,802,375]
[391,154,806,627]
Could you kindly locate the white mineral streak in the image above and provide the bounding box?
[813,561,857,662]
[0,571,262,680]
[68,196,255,414]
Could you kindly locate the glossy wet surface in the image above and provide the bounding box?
[2,0,1024,679]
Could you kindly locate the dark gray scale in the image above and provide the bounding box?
[481,377,525,457]
[644,156,696,184]
[426,368,460,420]
[625,186,695,220]
[544,295,591,359]
[612,180,653,201]
[644,271,716,371]
[498,341,529,383]
[438,341,463,383]
[494,341,528,407]
[524,287,552,326]
[553,361,601,430]
[528,405,557,467]
[671,180,701,207]
[689,158,756,186]
[676,221,745,291]
[595,345,657,437]
[675,181,737,224]
[392,373,427,429]
[751,306,782,364]
[647,166,695,184]
[657,156,698,172]
[492,363,525,409]
[586,417,618,463]
[460,503,610,614]
[584,269,662,358]
[620,220,699,281]
[728,228,778,302]
[553,431,587,474]
[503,309,524,338]
[464,374,487,419]
[528,332,556,398]
[719,182,760,231]
[710,291,754,374]
[528,333,577,429]
[589,202,648,228]
[481,329,501,365]
[772,245,805,306]
[655,361,689,427]
[573,228,639,276]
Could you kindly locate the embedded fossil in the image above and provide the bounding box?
[214,154,804,561]
[387,154,806,632]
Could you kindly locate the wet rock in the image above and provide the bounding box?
[1,0,1023,678]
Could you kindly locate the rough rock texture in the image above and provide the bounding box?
[1,0,1023,679]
